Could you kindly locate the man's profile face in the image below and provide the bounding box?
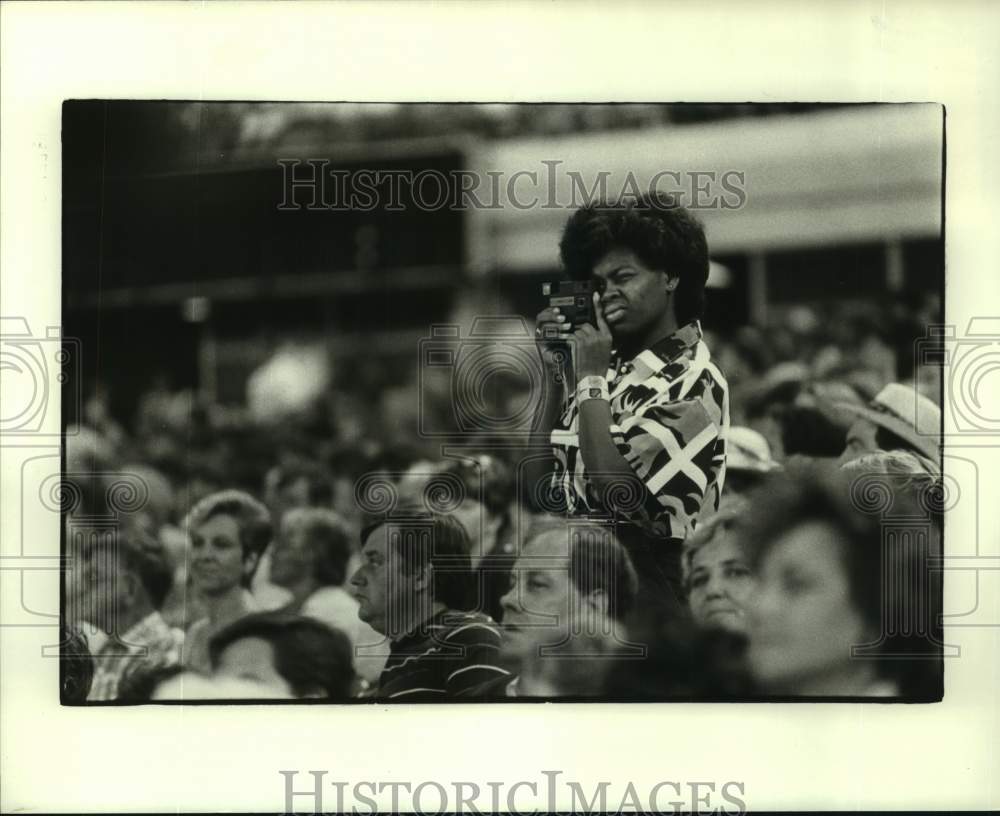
[349,525,417,637]
[498,530,581,664]
[591,248,673,338]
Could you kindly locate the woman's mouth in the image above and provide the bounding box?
[604,304,627,323]
[704,606,739,619]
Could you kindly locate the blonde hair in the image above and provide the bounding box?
[681,497,749,590]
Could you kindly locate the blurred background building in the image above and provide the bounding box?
[63,102,943,429]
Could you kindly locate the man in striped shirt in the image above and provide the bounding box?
[527,193,729,545]
[349,507,508,700]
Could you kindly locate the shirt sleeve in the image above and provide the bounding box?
[440,619,510,696]
[611,394,725,540]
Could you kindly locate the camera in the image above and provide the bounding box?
[542,280,596,331]
[914,318,1000,437]
[418,317,548,438]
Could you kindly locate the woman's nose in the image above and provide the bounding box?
[499,585,518,614]
[705,575,728,600]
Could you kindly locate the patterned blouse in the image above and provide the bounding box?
[549,321,729,544]
[87,611,184,701]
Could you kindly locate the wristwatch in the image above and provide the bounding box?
[576,375,610,403]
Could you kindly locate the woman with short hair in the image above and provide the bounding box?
[465,516,639,698]
[681,499,754,634]
[741,469,942,698]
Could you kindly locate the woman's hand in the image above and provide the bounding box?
[572,292,614,378]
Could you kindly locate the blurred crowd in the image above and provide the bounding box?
[61,292,945,703]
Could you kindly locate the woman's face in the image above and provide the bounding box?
[592,248,673,340]
[687,535,754,633]
[747,521,873,693]
[188,514,252,596]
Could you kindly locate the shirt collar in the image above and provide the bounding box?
[391,607,450,648]
[615,320,703,369]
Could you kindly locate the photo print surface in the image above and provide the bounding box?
[59,101,946,704]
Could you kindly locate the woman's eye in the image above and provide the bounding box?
[690,574,708,589]
[725,566,750,580]
[527,579,548,590]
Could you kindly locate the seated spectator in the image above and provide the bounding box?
[60,625,95,704]
[182,490,272,673]
[149,668,293,701]
[743,361,810,462]
[254,459,338,610]
[264,459,336,516]
[682,500,754,634]
[65,526,184,701]
[440,455,516,564]
[349,505,507,700]
[208,612,355,700]
[781,380,867,459]
[269,507,385,684]
[840,449,943,561]
[841,447,941,483]
[723,427,779,499]
[741,469,943,698]
[466,517,639,698]
[125,463,193,631]
[397,454,518,622]
[836,383,941,466]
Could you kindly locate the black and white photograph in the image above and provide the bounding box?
[2,3,998,814]
[59,100,946,704]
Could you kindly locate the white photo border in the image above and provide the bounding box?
[2,1,999,812]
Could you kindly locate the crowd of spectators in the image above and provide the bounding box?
[60,284,944,704]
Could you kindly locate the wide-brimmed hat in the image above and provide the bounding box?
[727,426,780,473]
[836,383,941,462]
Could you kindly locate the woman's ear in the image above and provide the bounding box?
[413,563,433,593]
[664,274,679,293]
[584,588,611,618]
[243,549,261,579]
